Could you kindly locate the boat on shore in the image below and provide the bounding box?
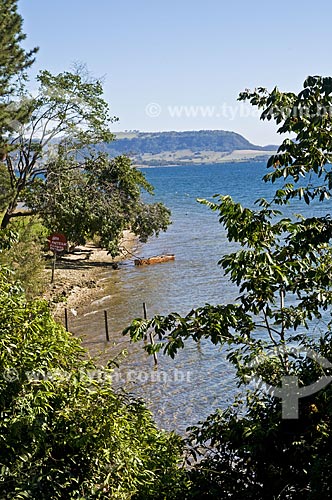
[134,254,175,266]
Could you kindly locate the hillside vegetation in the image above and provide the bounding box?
[105,130,277,166]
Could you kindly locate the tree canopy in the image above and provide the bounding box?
[26,152,170,255]
[0,68,171,253]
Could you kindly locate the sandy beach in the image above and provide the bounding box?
[43,231,138,320]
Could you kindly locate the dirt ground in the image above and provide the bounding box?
[43,231,138,319]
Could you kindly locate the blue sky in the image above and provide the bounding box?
[19,0,332,145]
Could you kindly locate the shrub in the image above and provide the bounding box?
[0,268,188,499]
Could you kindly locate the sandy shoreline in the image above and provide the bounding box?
[43,231,139,320]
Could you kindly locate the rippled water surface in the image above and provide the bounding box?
[68,162,331,433]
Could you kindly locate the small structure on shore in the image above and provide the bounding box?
[134,254,175,266]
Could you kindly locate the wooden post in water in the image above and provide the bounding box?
[143,302,148,320]
[104,310,110,342]
[143,302,158,365]
[64,308,68,331]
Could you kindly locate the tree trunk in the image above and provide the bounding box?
[1,208,12,229]
[1,198,35,229]
[1,196,18,229]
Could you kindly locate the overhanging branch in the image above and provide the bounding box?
[10,210,36,218]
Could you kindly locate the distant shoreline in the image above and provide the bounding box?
[134,154,273,168]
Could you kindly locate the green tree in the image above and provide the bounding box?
[125,76,332,498]
[0,267,188,499]
[0,163,13,212]
[0,0,38,149]
[25,151,170,256]
[183,345,332,499]
[0,69,170,253]
[1,68,115,229]
[0,216,47,297]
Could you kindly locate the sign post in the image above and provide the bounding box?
[48,233,67,283]
[51,251,56,284]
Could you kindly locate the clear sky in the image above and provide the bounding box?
[19,0,332,145]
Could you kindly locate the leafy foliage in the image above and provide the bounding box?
[185,349,332,500]
[0,268,188,499]
[0,67,171,254]
[1,68,115,230]
[25,152,171,255]
[182,331,332,499]
[0,163,13,212]
[0,217,47,297]
[125,77,332,498]
[238,75,332,204]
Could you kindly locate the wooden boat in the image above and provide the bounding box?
[134,254,175,266]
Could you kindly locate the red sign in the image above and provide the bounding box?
[48,233,67,253]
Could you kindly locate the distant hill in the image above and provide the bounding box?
[104,130,278,166]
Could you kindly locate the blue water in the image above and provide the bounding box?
[70,161,332,433]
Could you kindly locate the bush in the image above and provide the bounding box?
[0,268,188,499]
[185,355,332,499]
[0,217,47,298]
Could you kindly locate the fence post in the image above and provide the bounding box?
[64,308,68,331]
[104,310,110,342]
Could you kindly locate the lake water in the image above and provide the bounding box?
[69,161,331,434]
